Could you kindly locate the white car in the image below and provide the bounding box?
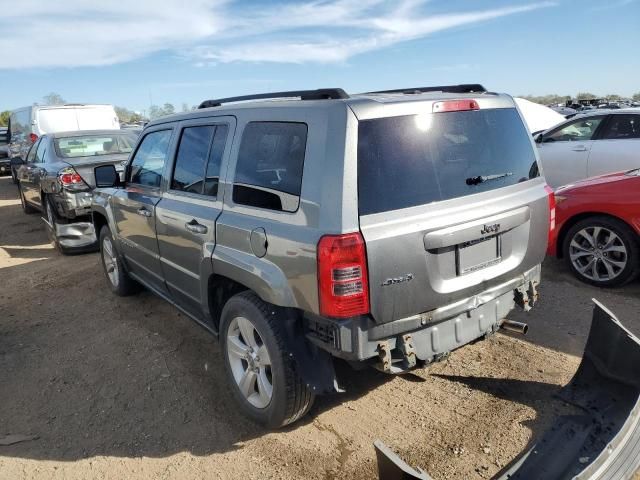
[535,109,640,188]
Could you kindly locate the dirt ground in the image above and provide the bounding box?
[1,175,639,480]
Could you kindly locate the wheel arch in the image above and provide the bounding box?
[557,211,636,258]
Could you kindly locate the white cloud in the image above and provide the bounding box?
[0,0,555,69]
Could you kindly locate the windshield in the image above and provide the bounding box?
[357,108,539,215]
[54,134,137,158]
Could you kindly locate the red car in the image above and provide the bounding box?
[548,169,640,287]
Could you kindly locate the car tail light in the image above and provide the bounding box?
[58,167,89,191]
[318,232,370,318]
[29,133,38,143]
[432,99,480,113]
[545,185,556,247]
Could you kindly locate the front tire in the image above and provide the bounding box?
[99,226,139,296]
[220,291,314,428]
[563,216,640,287]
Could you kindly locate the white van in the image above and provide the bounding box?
[8,104,120,182]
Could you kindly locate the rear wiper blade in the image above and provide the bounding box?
[466,172,513,186]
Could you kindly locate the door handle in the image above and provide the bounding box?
[137,207,152,218]
[185,219,208,234]
[571,145,587,152]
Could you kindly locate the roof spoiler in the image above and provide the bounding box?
[374,300,640,480]
[198,88,349,109]
[364,84,487,95]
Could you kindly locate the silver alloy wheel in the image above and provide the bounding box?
[569,226,628,282]
[226,316,273,409]
[102,236,119,287]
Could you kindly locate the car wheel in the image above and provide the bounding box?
[99,226,140,296]
[563,216,640,287]
[220,291,314,428]
[18,183,37,214]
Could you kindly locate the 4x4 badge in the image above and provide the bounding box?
[381,273,414,287]
[481,223,501,235]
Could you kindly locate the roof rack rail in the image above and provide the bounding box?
[364,84,487,95]
[198,88,349,109]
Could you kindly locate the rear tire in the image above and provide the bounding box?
[563,216,640,287]
[99,226,140,296]
[220,291,314,428]
[18,182,37,214]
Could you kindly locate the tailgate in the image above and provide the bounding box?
[361,184,549,323]
[356,105,548,324]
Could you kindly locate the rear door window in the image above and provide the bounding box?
[130,130,172,188]
[233,122,307,212]
[357,108,538,215]
[34,138,47,163]
[172,126,215,194]
[170,124,229,197]
[600,115,640,140]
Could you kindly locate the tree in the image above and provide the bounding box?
[181,102,190,113]
[632,92,640,102]
[148,103,177,119]
[0,110,10,127]
[114,106,133,123]
[163,103,175,115]
[576,92,596,101]
[42,92,66,105]
[605,94,621,101]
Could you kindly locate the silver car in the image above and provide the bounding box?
[91,85,552,427]
[17,130,137,252]
[535,108,640,188]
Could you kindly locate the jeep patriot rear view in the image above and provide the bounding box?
[91,85,553,427]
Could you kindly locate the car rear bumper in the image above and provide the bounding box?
[305,265,541,366]
[50,190,93,219]
[374,300,640,480]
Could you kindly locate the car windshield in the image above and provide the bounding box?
[54,134,136,158]
[357,108,539,215]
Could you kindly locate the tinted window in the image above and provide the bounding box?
[601,115,640,140]
[233,122,307,212]
[35,138,47,163]
[544,116,605,142]
[357,108,538,215]
[204,125,228,197]
[171,126,215,194]
[130,130,172,187]
[26,140,39,163]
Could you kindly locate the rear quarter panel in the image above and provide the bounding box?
[554,175,640,256]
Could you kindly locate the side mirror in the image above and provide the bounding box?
[95,164,121,188]
[535,133,544,144]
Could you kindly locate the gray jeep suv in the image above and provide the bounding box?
[91,85,553,428]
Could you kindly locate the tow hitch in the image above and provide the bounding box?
[374,300,640,480]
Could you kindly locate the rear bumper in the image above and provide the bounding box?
[305,265,541,365]
[50,190,93,219]
[52,221,97,249]
[374,300,640,480]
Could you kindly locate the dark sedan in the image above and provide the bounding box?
[17,129,137,252]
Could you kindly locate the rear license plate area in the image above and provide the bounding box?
[457,236,501,275]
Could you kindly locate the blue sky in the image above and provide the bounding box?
[0,0,638,114]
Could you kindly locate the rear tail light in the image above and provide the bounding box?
[432,99,480,113]
[58,167,89,191]
[29,133,38,143]
[318,232,370,318]
[545,185,556,247]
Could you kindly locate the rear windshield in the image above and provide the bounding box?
[55,134,137,158]
[357,108,539,215]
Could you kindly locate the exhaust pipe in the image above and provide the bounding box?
[500,319,529,335]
